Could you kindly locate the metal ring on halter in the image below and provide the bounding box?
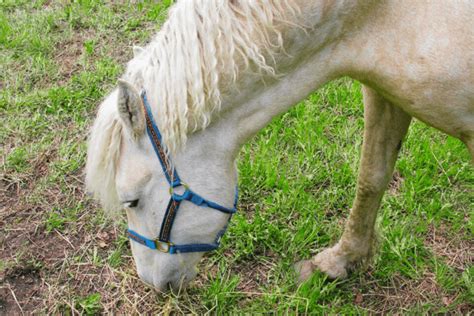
[169,182,189,195]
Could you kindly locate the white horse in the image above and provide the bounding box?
[86,0,474,291]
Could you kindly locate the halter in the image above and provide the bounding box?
[126,90,238,254]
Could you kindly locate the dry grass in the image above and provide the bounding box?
[357,272,471,314]
[424,224,473,272]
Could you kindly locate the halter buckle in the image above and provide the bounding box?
[154,240,174,253]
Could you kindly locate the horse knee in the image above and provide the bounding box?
[356,175,387,197]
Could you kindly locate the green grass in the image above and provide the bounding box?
[1,1,472,314]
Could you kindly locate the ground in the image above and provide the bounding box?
[1,1,473,314]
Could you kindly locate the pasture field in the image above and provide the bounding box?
[1,1,472,314]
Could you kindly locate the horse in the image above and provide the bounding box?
[86,0,474,291]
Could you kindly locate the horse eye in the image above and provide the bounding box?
[124,199,139,208]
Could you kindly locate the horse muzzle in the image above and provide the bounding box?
[137,265,197,292]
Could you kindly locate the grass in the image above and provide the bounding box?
[1,1,472,314]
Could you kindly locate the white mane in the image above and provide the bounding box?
[124,0,299,153]
[86,0,299,212]
[86,91,123,212]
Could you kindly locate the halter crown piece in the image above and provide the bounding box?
[126,90,238,254]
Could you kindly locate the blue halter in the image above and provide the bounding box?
[126,90,238,254]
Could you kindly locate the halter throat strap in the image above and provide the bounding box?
[126,90,238,254]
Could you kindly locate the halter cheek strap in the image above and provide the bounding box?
[126,90,238,254]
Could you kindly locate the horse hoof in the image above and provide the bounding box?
[294,259,316,284]
[311,248,348,279]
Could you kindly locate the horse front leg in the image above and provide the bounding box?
[297,85,412,281]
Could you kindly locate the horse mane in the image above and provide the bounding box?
[86,90,124,212]
[86,0,299,212]
[123,0,299,153]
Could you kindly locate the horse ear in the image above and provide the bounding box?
[117,79,145,138]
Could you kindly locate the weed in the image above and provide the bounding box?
[5,146,29,173]
[44,208,78,233]
[45,212,66,232]
[76,293,102,315]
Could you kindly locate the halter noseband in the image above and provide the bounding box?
[126,90,238,254]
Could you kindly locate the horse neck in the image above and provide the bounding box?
[216,0,370,144]
[172,0,371,203]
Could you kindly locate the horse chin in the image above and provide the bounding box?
[167,269,198,292]
[136,261,199,293]
[156,268,198,293]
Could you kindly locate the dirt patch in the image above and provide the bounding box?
[388,171,404,195]
[1,175,21,201]
[356,271,472,314]
[234,257,277,294]
[0,205,60,314]
[1,154,93,314]
[353,223,474,314]
[0,161,144,314]
[53,33,89,85]
[424,224,473,271]
[1,263,44,314]
[0,201,123,314]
